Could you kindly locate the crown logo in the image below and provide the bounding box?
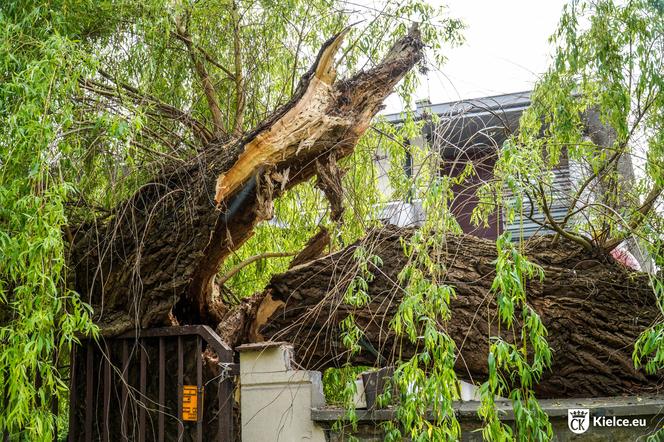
[568,408,590,434]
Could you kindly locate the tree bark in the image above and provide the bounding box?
[68,27,424,334]
[66,25,663,399]
[218,226,663,398]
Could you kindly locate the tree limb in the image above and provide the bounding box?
[604,183,663,251]
[174,20,227,139]
[538,182,595,251]
[71,25,425,332]
[170,31,237,81]
[231,1,245,137]
[218,226,663,398]
[217,251,296,286]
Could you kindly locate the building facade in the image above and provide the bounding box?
[379,91,571,240]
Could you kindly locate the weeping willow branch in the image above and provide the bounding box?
[170,31,237,81]
[79,75,214,143]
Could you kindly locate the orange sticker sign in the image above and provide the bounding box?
[182,385,203,421]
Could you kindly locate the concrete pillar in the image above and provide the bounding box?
[237,342,326,442]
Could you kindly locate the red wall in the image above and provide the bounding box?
[441,148,502,240]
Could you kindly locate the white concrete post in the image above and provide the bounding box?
[237,342,326,442]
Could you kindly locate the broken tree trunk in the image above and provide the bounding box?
[68,27,423,334]
[218,226,663,398]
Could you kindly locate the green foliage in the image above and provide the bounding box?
[4,0,662,440]
[472,1,664,421]
[328,137,467,440]
[529,0,664,392]
[647,426,664,442]
[332,123,552,440]
[1,0,463,439]
[320,245,383,440]
[634,320,664,374]
[634,270,664,373]
[380,152,464,441]
[526,0,664,171]
[478,233,552,442]
[475,0,663,245]
[323,365,369,406]
[0,2,103,439]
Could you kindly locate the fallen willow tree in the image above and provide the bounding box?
[65,24,664,401]
[63,25,660,397]
[6,1,664,440]
[69,27,424,333]
[217,225,663,398]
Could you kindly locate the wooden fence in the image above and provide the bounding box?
[68,326,237,442]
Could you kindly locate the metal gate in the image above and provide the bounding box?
[68,326,237,442]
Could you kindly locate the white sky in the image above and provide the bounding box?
[381,0,569,113]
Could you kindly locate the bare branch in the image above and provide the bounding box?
[538,182,595,251]
[217,252,296,286]
[604,183,663,251]
[561,148,622,229]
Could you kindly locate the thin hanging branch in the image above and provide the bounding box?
[79,74,214,144]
